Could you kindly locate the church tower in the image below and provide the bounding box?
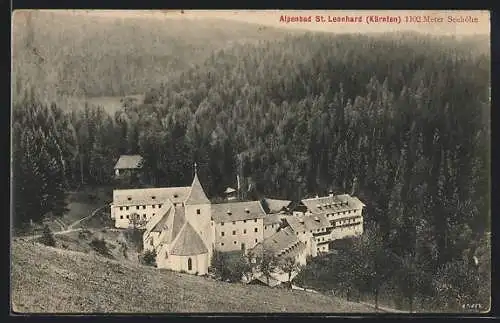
[183,163,214,261]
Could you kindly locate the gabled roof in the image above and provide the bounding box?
[170,206,187,243]
[284,214,332,233]
[146,205,187,246]
[144,203,174,234]
[151,207,172,233]
[184,173,210,205]
[170,222,208,256]
[114,155,144,169]
[224,187,237,194]
[211,201,267,223]
[263,214,282,226]
[113,187,190,207]
[252,227,300,257]
[301,194,365,214]
[249,275,282,287]
[263,198,292,214]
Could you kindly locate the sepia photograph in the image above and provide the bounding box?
[10,9,491,314]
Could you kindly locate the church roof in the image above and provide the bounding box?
[170,222,208,256]
[151,206,174,233]
[184,173,210,205]
[148,205,187,246]
[211,201,267,223]
[114,155,144,169]
[169,206,187,243]
[144,203,174,234]
[113,187,190,207]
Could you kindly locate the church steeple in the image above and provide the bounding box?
[184,162,210,205]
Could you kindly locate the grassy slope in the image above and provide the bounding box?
[11,241,373,313]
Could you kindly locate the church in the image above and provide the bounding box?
[109,162,366,278]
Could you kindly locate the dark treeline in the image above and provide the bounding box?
[12,31,490,311]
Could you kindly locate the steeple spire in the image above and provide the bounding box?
[185,161,210,205]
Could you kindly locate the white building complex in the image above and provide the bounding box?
[110,163,366,280]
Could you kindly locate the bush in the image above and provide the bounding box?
[90,238,111,257]
[40,225,56,247]
[141,249,157,266]
[124,227,144,252]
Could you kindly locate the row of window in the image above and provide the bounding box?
[120,213,153,220]
[316,236,329,242]
[335,218,362,227]
[264,224,278,230]
[221,228,258,236]
[336,223,362,231]
[220,238,258,247]
[119,204,163,211]
[220,219,258,226]
[325,209,358,217]
[317,245,328,252]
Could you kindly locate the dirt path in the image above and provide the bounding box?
[68,205,107,230]
[17,205,107,242]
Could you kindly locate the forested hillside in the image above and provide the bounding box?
[12,10,293,102]
[12,24,490,312]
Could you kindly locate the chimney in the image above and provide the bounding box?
[244,208,250,214]
[329,190,334,197]
[227,209,232,215]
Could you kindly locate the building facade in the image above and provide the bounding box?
[294,193,365,242]
[110,162,365,278]
[211,201,266,253]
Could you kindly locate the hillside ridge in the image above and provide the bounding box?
[11,240,374,313]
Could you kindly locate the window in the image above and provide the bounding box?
[197,209,201,215]
[187,258,192,271]
[120,215,123,219]
[244,220,247,223]
[254,219,257,223]
[136,206,140,210]
[152,205,156,209]
[241,243,246,251]
[144,214,147,218]
[119,207,123,211]
[126,215,130,219]
[159,204,162,208]
[221,222,224,226]
[126,206,130,211]
[173,194,178,198]
[244,229,247,234]
[221,232,225,237]
[254,228,258,233]
[152,196,156,200]
[232,230,236,235]
[127,197,132,201]
[234,241,237,245]
[232,221,236,225]
[150,238,154,246]
[265,225,268,230]
[165,251,168,258]
[255,239,258,243]
[221,242,224,246]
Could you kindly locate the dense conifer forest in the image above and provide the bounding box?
[12,12,490,312]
